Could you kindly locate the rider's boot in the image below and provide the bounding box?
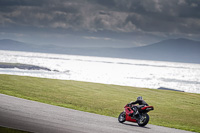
[135,110,139,115]
[131,109,139,119]
[129,113,133,116]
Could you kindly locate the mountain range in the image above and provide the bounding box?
[0,38,200,64]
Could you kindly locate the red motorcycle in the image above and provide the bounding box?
[118,104,154,127]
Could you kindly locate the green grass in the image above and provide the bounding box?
[0,126,30,133]
[0,74,199,132]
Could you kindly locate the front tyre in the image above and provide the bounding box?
[137,113,149,127]
[118,112,126,123]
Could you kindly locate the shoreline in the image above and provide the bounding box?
[0,62,59,72]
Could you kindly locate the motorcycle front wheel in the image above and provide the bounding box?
[137,113,149,127]
[118,111,126,123]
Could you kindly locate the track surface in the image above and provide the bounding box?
[0,94,193,133]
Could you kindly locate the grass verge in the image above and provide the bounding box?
[0,126,30,133]
[0,74,199,132]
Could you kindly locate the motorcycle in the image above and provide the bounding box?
[118,104,154,127]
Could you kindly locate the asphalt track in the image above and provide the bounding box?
[0,94,193,133]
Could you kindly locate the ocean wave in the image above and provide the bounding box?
[0,50,200,94]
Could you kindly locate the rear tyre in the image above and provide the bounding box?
[118,112,126,123]
[137,113,149,127]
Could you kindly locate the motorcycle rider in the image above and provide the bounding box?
[128,96,149,117]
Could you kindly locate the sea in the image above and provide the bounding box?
[0,50,200,94]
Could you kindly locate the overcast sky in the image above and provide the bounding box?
[0,0,200,48]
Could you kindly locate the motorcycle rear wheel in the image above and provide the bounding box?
[118,111,126,123]
[137,113,149,127]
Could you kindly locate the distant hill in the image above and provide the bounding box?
[0,38,200,64]
[0,39,39,51]
[119,38,200,63]
[0,39,27,50]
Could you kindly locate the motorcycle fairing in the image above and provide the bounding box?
[124,106,137,122]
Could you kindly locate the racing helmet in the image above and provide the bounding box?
[137,96,143,100]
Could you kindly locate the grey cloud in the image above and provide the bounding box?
[95,0,116,7]
[92,0,200,35]
[0,0,81,27]
[0,0,44,7]
[116,0,200,35]
[0,0,200,44]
